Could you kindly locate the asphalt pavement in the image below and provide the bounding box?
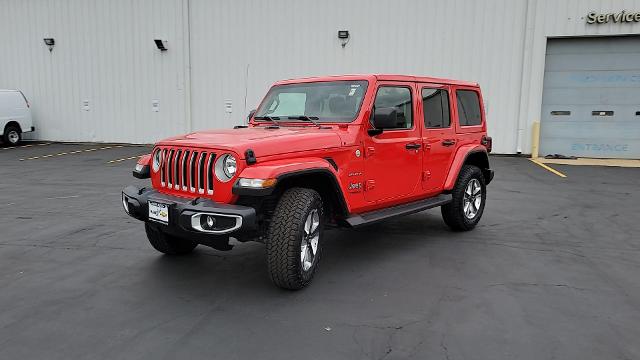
[1,142,639,360]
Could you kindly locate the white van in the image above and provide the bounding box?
[0,89,34,145]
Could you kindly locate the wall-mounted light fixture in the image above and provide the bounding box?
[154,39,168,51]
[43,38,55,52]
[337,30,350,48]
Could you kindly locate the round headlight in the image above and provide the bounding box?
[215,154,237,182]
[152,149,162,172]
[224,155,237,177]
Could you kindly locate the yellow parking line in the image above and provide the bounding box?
[107,155,143,164]
[529,159,567,178]
[19,145,124,161]
[1,142,52,150]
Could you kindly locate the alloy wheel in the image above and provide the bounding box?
[463,179,482,219]
[300,208,320,271]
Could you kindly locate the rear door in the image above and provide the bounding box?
[363,82,423,204]
[419,84,456,191]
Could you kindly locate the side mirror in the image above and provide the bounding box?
[247,109,256,121]
[368,107,398,136]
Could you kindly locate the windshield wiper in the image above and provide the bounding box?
[287,115,322,128]
[253,116,281,127]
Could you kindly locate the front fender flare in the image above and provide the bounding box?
[132,153,152,179]
[232,157,349,215]
[235,157,338,180]
[137,153,151,166]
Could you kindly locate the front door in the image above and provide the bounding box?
[420,85,457,191]
[364,83,422,203]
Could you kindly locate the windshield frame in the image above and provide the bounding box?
[253,80,370,124]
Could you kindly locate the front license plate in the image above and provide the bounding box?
[148,201,169,224]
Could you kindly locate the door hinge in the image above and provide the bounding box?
[365,179,375,191]
[365,146,375,157]
[422,170,431,181]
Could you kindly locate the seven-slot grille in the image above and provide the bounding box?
[156,147,216,195]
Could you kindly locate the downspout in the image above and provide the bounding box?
[182,0,192,133]
[515,0,534,154]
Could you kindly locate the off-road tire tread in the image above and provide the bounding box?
[266,187,323,290]
[145,223,197,255]
[441,165,486,231]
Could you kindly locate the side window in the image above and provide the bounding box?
[422,88,450,128]
[373,86,413,129]
[456,90,482,126]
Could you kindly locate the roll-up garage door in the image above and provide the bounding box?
[540,36,640,159]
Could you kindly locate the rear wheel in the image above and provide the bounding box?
[144,223,197,255]
[266,188,324,290]
[3,125,21,145]
[441,165,486,231]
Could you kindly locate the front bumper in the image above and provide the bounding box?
[122,185,257,240]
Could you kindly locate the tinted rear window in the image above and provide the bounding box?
[422,88,450,128]
[456,90,482,126]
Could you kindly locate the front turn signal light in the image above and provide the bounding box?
[237,178,277,188]
[132,163,150,179]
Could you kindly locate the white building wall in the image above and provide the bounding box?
[0,0,189,143]
[1,0,640,153]
[188,0,529,154]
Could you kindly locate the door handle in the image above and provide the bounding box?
[442,139,456,146]
[405,143,422,150]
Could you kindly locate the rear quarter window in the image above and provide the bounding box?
[456,90,482,126]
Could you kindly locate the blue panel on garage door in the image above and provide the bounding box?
[540,37,640,159]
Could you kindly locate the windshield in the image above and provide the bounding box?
[255,81,368,123]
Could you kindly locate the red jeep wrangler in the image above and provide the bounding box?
[123,74,493,289]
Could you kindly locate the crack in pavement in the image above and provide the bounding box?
[340,289,453,359]
[440,333,451,360]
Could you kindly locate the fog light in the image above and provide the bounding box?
[190,213,243,234]
[205,215,216,229]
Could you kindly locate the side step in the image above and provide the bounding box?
[345,194,452,227]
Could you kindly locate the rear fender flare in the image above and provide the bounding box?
[444,145,490,190]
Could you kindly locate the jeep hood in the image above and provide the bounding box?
[157,127,343,158]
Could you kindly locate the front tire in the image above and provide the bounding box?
[266,188,324,290]
[3,125,21,146]
[144,223,197,255]
[441,165,486,231]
